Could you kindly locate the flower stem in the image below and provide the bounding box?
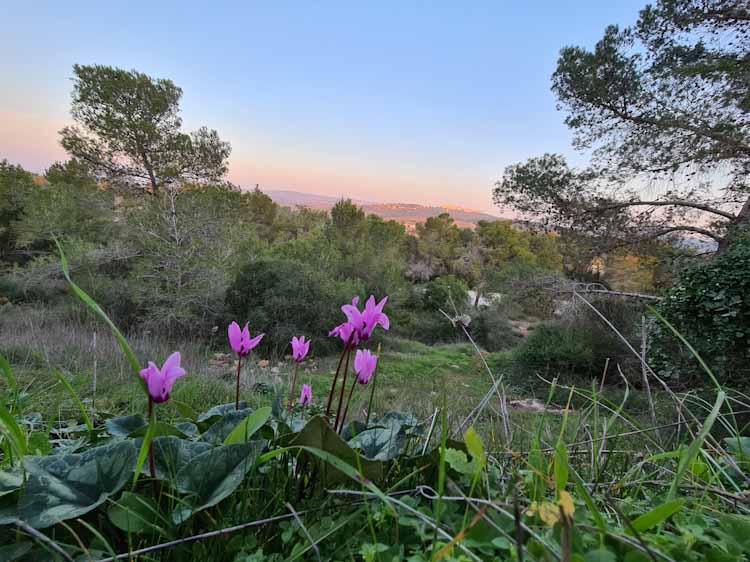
[339,377,358,434]
[235,355,242,410]
[365,343,381,427]
[365,367,378,427]
[288,362,299,412]
[147,398,156,480]
[325,334,353,419]
[333,348,352,432]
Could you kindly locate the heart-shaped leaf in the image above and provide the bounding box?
[106,415,147,438]
[224,407,271,445]
[288,416,383,484]
[0,469,23,497]
[199,409,253,445]
[18,440,137,529]
[152,436,212,481]
[197,402,248,424]
[348,427,406,461]
[172,440,265,524]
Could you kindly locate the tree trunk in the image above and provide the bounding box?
[718,194,750,252]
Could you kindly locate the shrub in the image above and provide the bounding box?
[388,307,461,345]
[650,232,750,385]
[422,275,469,311]
[470,305,520,351]
[513,321,621,380]
[225,256,365,355]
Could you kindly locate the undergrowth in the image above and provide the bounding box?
[0,253,748,561]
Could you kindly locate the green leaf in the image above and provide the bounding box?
[133,419,157,486]
[172,440,265,524]
[197,401,249,423]
[346,411,421,461]
[554,441,569,493]
[464,427,486,472]
[348,427,405,461]
[724,437,750,458]
[108,491,164,534]
[18,440,137,529]
[286,416,383,485]
[0,469,23,497]
[630,499,685,534]
[668,391,724,500]
[106,414,147,438]
[570,469,607,533]
[0,353,17,394]
[199,408,253,445]
[224,407,271,445]
[0,401,26,464]
[56,238,144,392]
[27,432,52,456]
[443,448,475,476]
[151,436,212,481]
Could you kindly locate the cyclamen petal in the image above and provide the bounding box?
[246,333,264,351]
[140,353,186,404]
[291,335,310,362]
[331,295,389,345]
[228,321,263,356]
[329,322,359,347]
[299,384,313,406]
[354,349,378,385]
[228,321,243,354]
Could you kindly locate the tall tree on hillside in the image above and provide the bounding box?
[60,64,231,193]
[493,0,750,252]
[0,161,36,263]
[415,213,462,276]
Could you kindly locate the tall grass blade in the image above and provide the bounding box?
[668,390,725,500]
[55,238,145,392]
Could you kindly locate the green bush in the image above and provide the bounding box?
[513,321,620,380]
[651,232,750,385]
[470,305,520,351]
[225,256,365,355]
[389,307,461,344]
[422,275,469,312]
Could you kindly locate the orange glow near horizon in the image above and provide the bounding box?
[0,110,502,214]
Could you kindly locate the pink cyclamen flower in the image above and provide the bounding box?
[354,349,378,385]
[299,384,313,406]
[139,352,186,404]
[341,295,389,342]
[291,336,311,362]
[228,321,264,357]
[328,320,359,347]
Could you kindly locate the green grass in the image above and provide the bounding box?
[3,305,749,561]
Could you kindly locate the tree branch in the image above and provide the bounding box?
[585,199,736,220]
[644,225,723,243]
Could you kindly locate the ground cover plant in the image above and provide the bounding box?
[0,249,749,562]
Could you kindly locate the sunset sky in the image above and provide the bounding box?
[1,1,644,213]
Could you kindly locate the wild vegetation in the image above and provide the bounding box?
[1,0,750,560]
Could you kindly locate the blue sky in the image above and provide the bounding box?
[1,1,645,212]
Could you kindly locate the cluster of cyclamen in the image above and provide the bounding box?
[325,295,388,432]
[136,294,387,431]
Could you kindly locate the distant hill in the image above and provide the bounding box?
[264,189,505,229]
